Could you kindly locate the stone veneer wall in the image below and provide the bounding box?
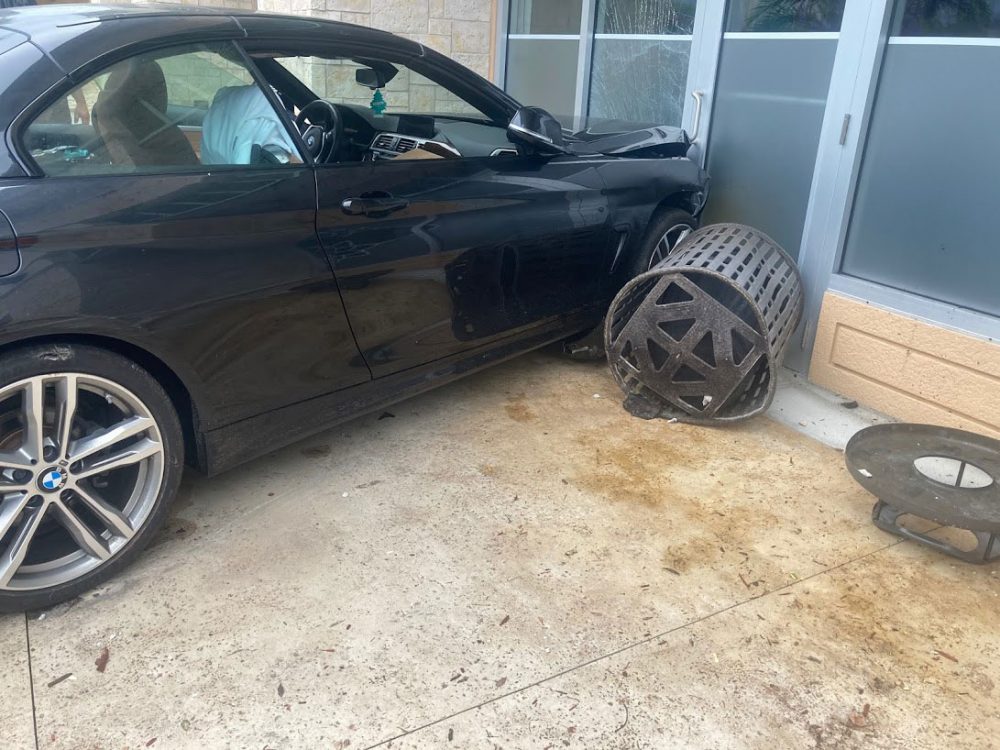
[257,0,496,82]
[95,0,498,120]
[98,0,259,12]
[102,0,499,82]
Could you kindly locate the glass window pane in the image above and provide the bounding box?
[505,38,579,118]
[24,45,300,176]
[588,39,690,125]
[840,43,1000,317]
[725,0,846,32]
[510,0,583,34]
[594,0,697,35]
[891,0,1000,37]
[276,57,486,118]
[703,37,838,256]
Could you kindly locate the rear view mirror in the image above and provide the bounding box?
[356,63,400,89]
[507,106,567,155]
[356,68,387,89]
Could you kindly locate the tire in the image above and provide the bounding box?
[627,207,698,279]
[0,343,183,613]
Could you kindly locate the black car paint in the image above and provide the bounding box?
[0,6,709,474]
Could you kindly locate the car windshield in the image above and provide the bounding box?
[273,56,492,123]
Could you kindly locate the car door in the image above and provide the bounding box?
[319,153,611,378]
[256,46,614,379]
[4,41,367,430]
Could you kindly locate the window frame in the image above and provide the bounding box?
[238,38,523,171]
[12,39,313,179]
[239,37,518,129]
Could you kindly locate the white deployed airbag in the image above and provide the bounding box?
[201,85,298,165]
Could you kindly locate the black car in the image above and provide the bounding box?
[0,4,708,611]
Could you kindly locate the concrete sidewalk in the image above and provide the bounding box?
[1,352,997,749]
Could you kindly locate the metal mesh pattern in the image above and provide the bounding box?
[605,224,804,423]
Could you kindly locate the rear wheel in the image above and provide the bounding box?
[0,344,182,612]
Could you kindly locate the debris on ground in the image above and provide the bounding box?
[841,400,859,409]
[47,673,73,688]
[934,649,959,663]
[95,647,110,673]
[847,703,871,728]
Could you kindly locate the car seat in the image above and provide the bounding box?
[92,58,199,168]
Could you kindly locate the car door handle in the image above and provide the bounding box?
[341,195,410,217]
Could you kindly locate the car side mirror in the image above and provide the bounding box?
[507,106,567,155]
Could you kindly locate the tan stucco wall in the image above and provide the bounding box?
[809,291,1000,439]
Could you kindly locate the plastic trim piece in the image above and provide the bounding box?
[0,209,20,277]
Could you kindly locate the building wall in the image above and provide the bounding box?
[93,0,497,80]
[810,292,1000,440]
[256,0,496,80]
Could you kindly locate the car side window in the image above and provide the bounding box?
[23,44,304,176]
[276,56,487,120]
[266,53,517,162]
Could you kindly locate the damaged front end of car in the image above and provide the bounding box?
[506,106,694,160]
[567,122,692,159]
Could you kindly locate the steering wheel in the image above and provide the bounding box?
[295,99,342,163]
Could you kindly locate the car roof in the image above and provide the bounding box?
[0,4,421,71]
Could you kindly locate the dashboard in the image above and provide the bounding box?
[334,102,517,161]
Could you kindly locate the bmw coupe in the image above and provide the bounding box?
[0,4,709,611]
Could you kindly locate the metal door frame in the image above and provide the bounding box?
[495,2,998,370]
[791,0,1000,372]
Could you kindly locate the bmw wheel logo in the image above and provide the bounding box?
[39,468,67,492]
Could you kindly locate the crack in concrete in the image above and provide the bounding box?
[363,537,908,749]
[24,612,39,750]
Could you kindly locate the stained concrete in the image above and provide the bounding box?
[0,614,33,749]
[4,351,998,748]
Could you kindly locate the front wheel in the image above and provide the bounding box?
[629,207,698,277]
[0,344,183,612]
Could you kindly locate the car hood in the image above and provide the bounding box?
[565,120,691,158]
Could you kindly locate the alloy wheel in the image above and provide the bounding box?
[0,374,164,592]
[647,223,694,271]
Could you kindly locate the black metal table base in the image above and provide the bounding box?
[872,500,1000,564]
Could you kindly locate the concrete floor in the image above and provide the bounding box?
[1,352,998,749]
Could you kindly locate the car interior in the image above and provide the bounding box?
[251,53,519,163]
[22,42,522,177]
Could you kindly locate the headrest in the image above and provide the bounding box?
[100,58,169,118]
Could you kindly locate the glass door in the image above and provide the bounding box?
[838,0,1000,320]
[501,0,727,137]
[587,0,698,127]
[505,0,586,121]
[701,0,848,259]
